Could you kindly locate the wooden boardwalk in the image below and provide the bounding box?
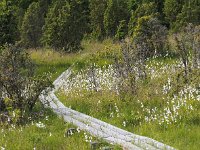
[39,69,175,150]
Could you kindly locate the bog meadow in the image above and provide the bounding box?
[0,0,199,150]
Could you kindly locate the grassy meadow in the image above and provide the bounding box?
[1,109,91,150]
[30,39,119,81]
[56,40,199,150]
[1,39,199,150]
[0,40,122,150]
[1,0,200,150]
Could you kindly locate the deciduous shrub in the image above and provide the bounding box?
[174,24,200,83]
[0,45,52,124]
[133,16,168,57]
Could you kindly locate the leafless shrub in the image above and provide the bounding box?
[174,24,200,83]
[87,64,99,92]
[113,39,149,95]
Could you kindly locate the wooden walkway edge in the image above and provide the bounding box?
[39,69,176,150]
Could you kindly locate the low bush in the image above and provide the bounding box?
[0,45,52,124]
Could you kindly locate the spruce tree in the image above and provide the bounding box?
[104,0,129,37]
[21,2,44,48]
[175,0,200,30]
[89,0,107,40]
[69,0,89,45]
[164,0,184,28]
[115,20,128,41]
[127,0,141,12]
[42,0,89,52]
[128,2,157,36]
[0,0,18,45]
[42,1,70,50]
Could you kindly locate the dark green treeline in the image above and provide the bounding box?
[1,0,200,51]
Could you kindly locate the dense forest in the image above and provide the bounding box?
[1,0,200,51]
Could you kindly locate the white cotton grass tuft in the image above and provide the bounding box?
[35,122,46,128]
[59,60,199,127]
[1,147,5,150]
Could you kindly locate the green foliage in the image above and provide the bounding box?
[0,0,18,45]
[89,0,107,40]
[133,16,167,57]
[164,0,200,31]
[56,43,200,149]
[14,0,38,10]
[143,0,165,19]
[42,1,70,50]
[0,45,52,123]
[104,0,129,37]
[1,0,200,46]
[128,2,158,36]
[0,109,98,149]
[127,0,141,12]
[174,24,200,83]
[69,0,90,43]
[42,0,89,52]
[21,2,44,48]
[164,0,184,28]
[115,20,128,41]
[175,1,200,31]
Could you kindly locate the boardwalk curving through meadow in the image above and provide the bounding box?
[39,69,176,150]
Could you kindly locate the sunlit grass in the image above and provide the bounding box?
[57,88,200,150]
[0,40,123,150]
[56,51,200,150]
[135,123,200,150]
[29,39,119,80]
[1,39,199,149]
[0,108,119,150]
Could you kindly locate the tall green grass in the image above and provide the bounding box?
[1,39,199,149]
[55,43,200,150]
[30,39,119,80]
[0,108,120,150]
[0,40,122,150]
[57,87,200,150]
[0,109,90,150]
